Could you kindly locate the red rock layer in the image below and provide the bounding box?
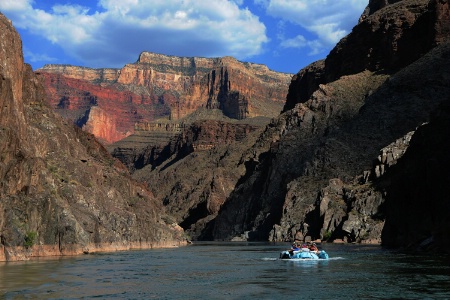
[38,72,168,143]
[38,54,291,144]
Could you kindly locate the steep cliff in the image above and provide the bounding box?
[201,0,450,252]
[381,98,450,251]
[37,71,167,144]
[0,13,186,261]
[132,118,267,239]
[283,0,445,112]
[38,54,291,144]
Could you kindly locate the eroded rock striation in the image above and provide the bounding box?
[37,71,166,144]
[11,0,450,253]
[283,0,448,112]
[0,13,186,261]
[112,0,450,250]
[131,117,267,239]
[38,54,291,144]
[195,0,450,252]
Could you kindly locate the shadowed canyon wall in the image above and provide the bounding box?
[131,0,450,252]
[206,0,450,251]
[2,0,450,256]
[0,13,186,261]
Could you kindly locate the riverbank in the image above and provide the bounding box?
[0,239,188,262]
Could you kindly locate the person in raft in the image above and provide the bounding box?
[308,242,319,253]
[289,242,300,254]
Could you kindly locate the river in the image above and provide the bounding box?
[1,242,449,299]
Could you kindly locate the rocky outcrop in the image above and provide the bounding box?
[326,0,439,81]
[283,60,325,112]
[131,118,267,239]
[109,119,186,171]
[37,72,165,144]
[0,13,186,261]
[283,0,447,113]
[38,54,291,144]
[0,15,26,137]
[175,120,260,152]
[381,100,450,251]
[197,0,450,253]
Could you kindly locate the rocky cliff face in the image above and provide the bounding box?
[131,118,267,239]
[283,0,447,112]
[193,0,450,252]
[13,0,449,253]
[381,98,450,251]
[37,71,167,144]
[0,13,186,261]
[38,54,291,144]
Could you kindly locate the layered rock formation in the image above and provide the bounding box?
[133,0,450,252]
[205,0,450,252]
[0,13,186,261]
[38,53,291,144]
[132,118,267,239]
[10,0,449,253]
[37,71,166,144]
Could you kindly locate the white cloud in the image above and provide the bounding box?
[260,0,368,52]
[0,0,31,11]
[280,35,323,56]
[24,49,57,63]
[0,0,268,68]
[280,35,307,49]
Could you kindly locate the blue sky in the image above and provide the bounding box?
[0,0,368,74]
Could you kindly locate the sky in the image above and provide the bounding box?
[0,0,369,74]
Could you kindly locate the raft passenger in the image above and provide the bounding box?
[309,242,319,253]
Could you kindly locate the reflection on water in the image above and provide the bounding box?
[1,243,449,299]
[0,257,69,292]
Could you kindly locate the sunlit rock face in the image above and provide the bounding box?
[37,71,164,144]
[38,53,291,144]
[0,12,186,262]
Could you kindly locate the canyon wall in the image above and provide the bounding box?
[38,54,291,144]
[5,0,448,253]
[37,71,167,144]
[206,0,450,251]
[131,118,267,239]
[0,13,186,261]
[283,0,448,112]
